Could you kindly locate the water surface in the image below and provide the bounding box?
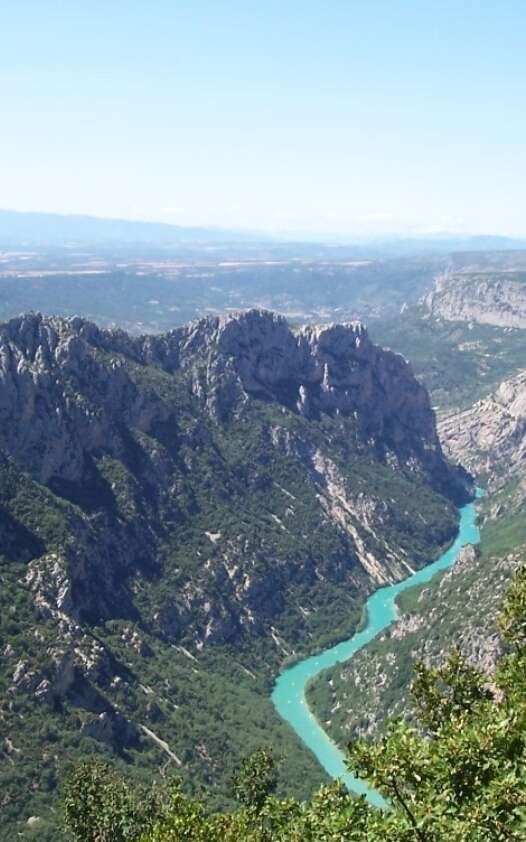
[271,492,481,807]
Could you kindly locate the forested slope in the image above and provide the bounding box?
[0,310,465,839]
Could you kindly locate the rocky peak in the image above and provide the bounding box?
[0,309,468,504]
[215,310,370,387]
[159,309,440,447]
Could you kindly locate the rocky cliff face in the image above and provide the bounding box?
[437,368,526,558]
[0,309,467,836]
[423,271,526,328]
[0,311,469,641]
[0,310,467,633]
[0,310,462,492]
[310,361,526,753]
[308,542,523,743]
[438,369,526,488]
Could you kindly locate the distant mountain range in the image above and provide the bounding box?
[1,209,526,254]
[0,209,265,246]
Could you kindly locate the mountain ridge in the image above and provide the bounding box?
[0,209,266,245]
[0,308,468,838]
[2,208,526,253]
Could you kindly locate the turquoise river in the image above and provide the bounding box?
[271,491,482,807]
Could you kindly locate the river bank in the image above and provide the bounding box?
[271,491,482,806]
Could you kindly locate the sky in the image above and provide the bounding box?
[1,0,526,237]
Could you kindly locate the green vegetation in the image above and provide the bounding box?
[0,555,328,842]
[2,264,526,839]
[0,315,462,840]
[371,307,526,410]
[394,570,444,615]
[481,507,526,557]
[63,566,526,840]
[0,252,443,334]
[306,497,522,751]
[477,480,526,558]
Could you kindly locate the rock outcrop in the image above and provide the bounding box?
[438,369,526,489]
[423,271,526,328]
[0,310,464,490]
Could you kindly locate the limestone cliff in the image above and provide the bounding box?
[438,369,526,489]
[423,271,526,329]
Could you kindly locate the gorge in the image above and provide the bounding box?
[272,491,481,806]
[0,308,467,838]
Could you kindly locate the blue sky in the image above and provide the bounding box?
[2,1,526,236]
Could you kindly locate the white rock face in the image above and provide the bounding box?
[0,309,455,491]
[0,315,171,483]
[438,369,526,486]
[423,272,526,328]
[175,310,447,476]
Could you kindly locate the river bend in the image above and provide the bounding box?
[271,492,482,807]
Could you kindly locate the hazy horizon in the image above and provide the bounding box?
[2,206,526,246]
[3,1,526,239]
